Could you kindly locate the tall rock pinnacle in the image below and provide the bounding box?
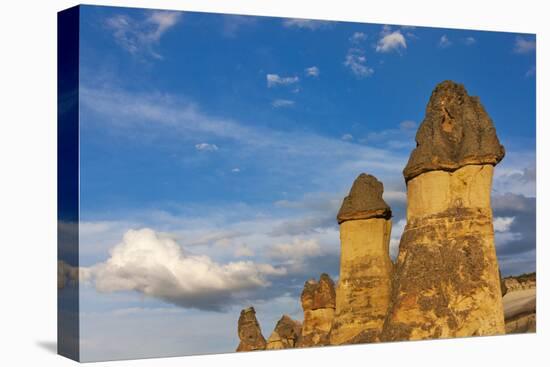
[297,273,336,347]
[236,307,267,352]
[403,80,505,182]
[330,173,393,345]
[382,81,506,341]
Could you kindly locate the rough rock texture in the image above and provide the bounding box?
[236,307,267,352]
[337,174,392,224]
[502,273,536,294]
[266,315,302,350]
[403,80,505,182]
[502,277,536,334]
[505,313,536,334]
[499,269,507,297]
[330,174,393,345]
[297,274,336,347]
[382,81,506,341]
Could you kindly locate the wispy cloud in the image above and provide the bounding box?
[195,143,219,152]
[361,120,417,150]
[105,10,181,59]
[343,32,373,78]
[268,238,322,263]
[282,18,331,30]
[234,244,254,257]
[375,26,407,53]
[345,48,374,78]
[438,34,452,48]
[349,31,367,43]
[221,14,256,37]
[463,36,476,46]
[79,84,407,191]
[305,66,320,77]
[341,133,353,141]
[266,73,299,87]
[514,36,536,54]
[271,99,295,108]
[525,65,536,77]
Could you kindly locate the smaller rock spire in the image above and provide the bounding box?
[266,315,302,349]
[236,307,267,352]
[297,273,336,347]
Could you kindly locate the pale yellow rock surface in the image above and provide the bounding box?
[502,273,536,294]
[382,164,505,341]
[299,308,335,346]
[505,313,536,334]
[502,287,536,334]
[406,165,493,220]
[266,315,302,350]
[297,274,336,347]
[330,218,393,344]
[236,307,267,352]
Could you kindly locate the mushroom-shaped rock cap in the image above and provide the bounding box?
[403,80,505,182]
[337,174,391,224]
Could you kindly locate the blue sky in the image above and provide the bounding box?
[68,5,536,361]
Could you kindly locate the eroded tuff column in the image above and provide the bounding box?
[382,80,506,341]
[236,307,267,352]
[266,315,302,349]
[329,174,393,345]
[296,273,336,347]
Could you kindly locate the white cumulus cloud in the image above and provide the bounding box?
[376,27,407,53]
[493,216,515,232]
[83,228,286,311]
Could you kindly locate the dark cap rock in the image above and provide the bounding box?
[337,174,392,224]
[403,80,505,182]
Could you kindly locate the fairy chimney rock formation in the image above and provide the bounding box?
[403,80,505,182]
[330,174,393,345]
[337,173,392,223]
[266,315,302,350]
[236,307,267,352]
[297,273,336,347]
[382,80,506,341]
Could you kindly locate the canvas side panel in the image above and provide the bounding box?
[57,5,80,362]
